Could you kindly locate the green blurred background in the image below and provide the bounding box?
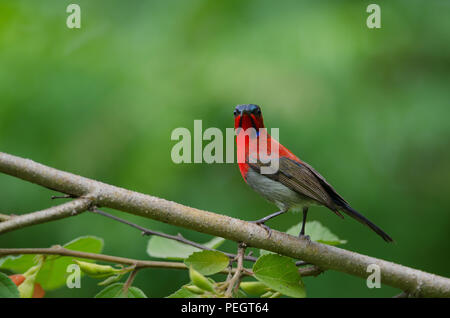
[1,0,449,297]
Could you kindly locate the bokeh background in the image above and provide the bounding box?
[1,0,449,297]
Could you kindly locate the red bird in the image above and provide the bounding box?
[234,104,393,242]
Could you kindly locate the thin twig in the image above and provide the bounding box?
[0,247,253,276]
[89,207,258,262]
[122,268,139,295]
[225,260,233,281]
[225,243,247,297]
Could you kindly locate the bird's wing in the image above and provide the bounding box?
[249,157,393,241]
[298,160,349,206]
[249,157,343,215]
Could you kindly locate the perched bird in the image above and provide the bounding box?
[234,104,393,242]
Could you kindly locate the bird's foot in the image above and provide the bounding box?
[249,220,272,238]
[299,234,311,243]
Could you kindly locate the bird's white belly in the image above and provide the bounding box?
[245,169,313,212]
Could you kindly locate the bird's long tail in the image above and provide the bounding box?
[340,205,394,243]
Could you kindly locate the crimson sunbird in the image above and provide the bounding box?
[234,104,393,242]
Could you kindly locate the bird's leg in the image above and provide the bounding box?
[250,209,287,237]
[251,209,286,224]
[299,207,310,240]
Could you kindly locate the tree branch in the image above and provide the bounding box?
[0,213,12,222]
[0,152,449,297]
[0,198,92,233]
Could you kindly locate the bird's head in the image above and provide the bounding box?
[234,104,265,131]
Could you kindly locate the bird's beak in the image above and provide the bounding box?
[238,113,244,128]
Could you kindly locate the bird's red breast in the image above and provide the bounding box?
[234,106,301,181]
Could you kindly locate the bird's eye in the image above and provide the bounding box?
[234,110,240,116]
[256,109,261,115]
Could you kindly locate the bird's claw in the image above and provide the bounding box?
[299,234,311,243]
[250,221,272,238]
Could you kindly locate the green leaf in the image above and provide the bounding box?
[286,221,347,245]
[95,283,147,298]
[184,250,229,275]
[239,281,270,296]
[146,236,225,260]
[39,236,104,290]
[98,274,122,286]
[233,288,249,298]
[253,254,306,298]
[182,284,205,295]
[18,261,43,298]
[166,287,199,298]
[73,260,126,279]
[0,255,36,274]
[259,249,274,256]
[0,272,20,298]
[0,236,104,290]
[189,266,215,293]
[203,237,226,249]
